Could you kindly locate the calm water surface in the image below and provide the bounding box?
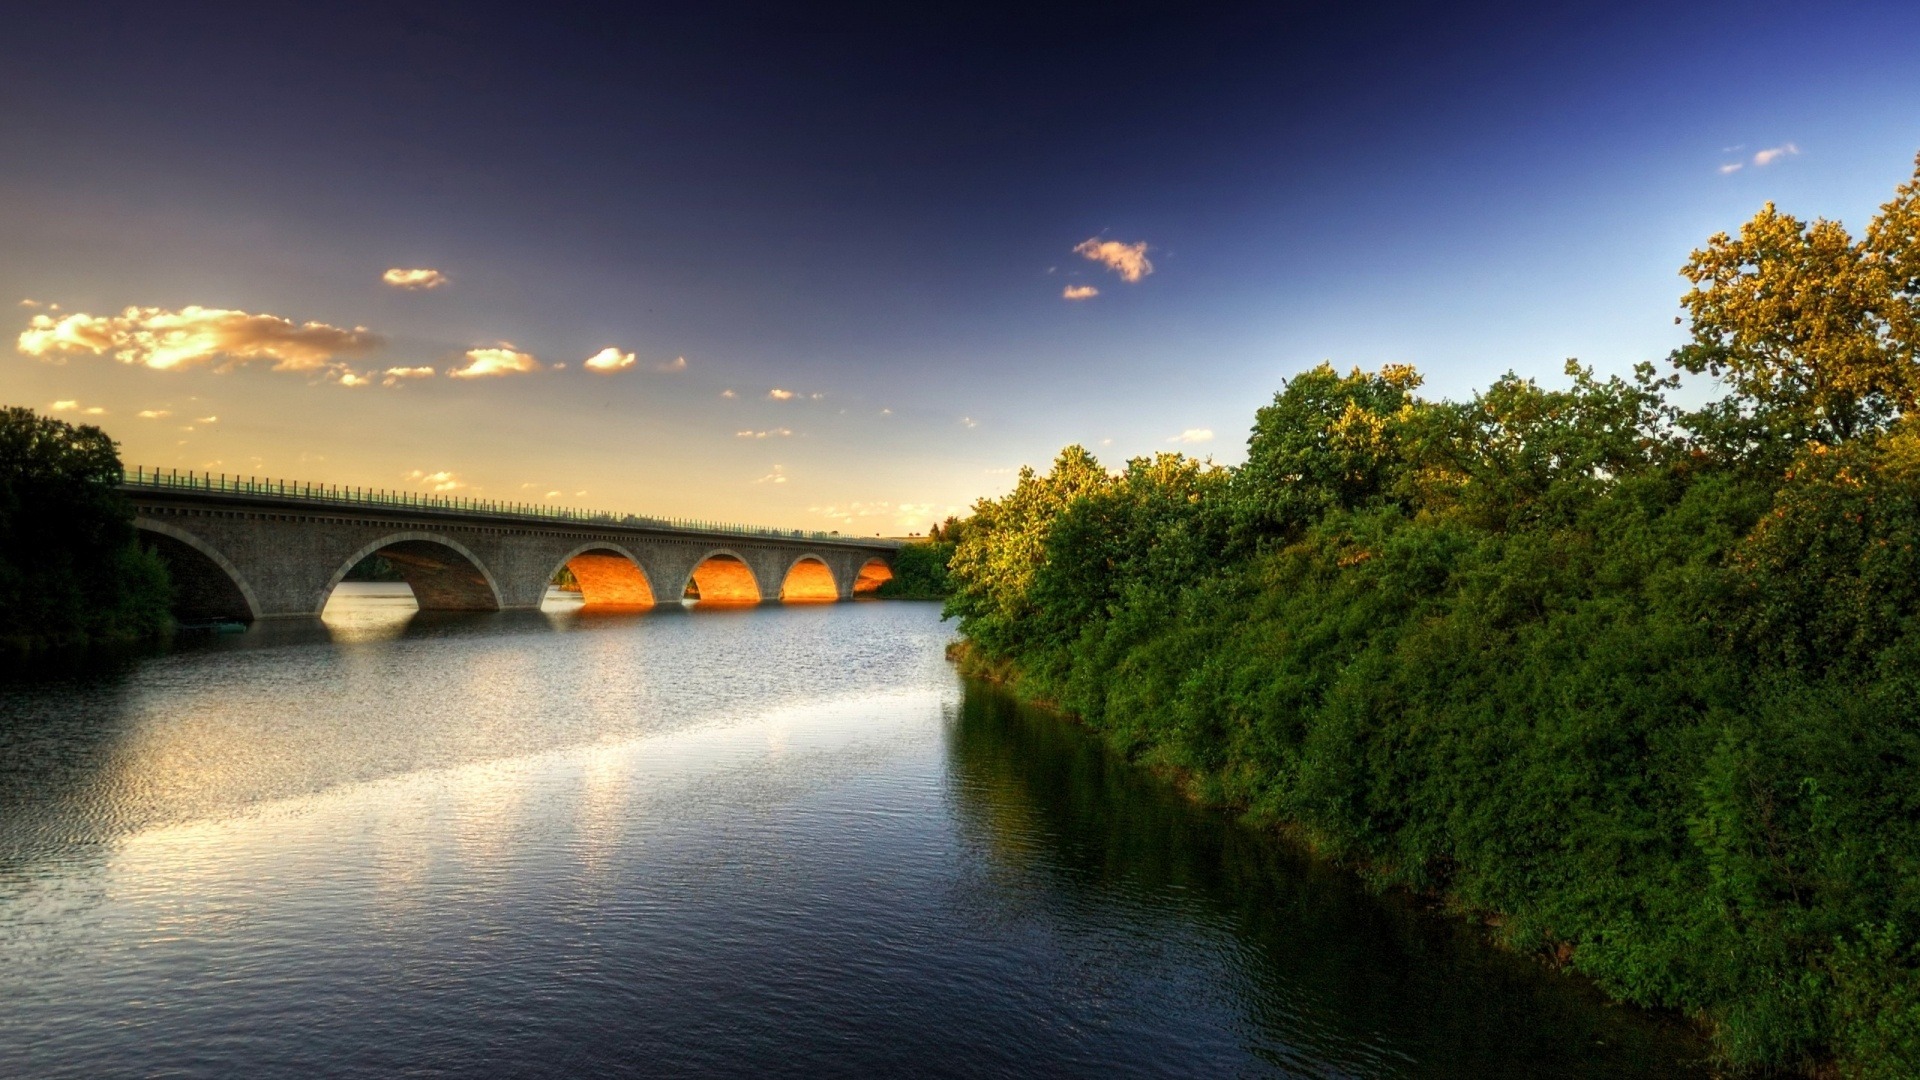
[0,589,1709,1077]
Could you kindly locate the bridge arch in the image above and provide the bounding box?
[547,543,655,608]
[853,558,894,595]
[322,532,503,613]
[779,554,839,602]
[135,518,262,623]
[681,549,762,604]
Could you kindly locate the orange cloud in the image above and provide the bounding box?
[448,346,540,378]
[584,347,636,372]
[768,388,795,400]
[1073,237,1153,283]
[382,268,448,290]
[1062,284,1099,300]
[17,305,379,373]
[381,365,435,387]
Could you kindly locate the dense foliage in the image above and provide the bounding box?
[944,156,1920,1075]
[0,407,170,650]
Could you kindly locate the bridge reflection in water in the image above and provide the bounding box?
[123,469,897,623]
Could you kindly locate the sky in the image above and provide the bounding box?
[3,1,1918,535]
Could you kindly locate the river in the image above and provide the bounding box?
[0,588,1708,1077]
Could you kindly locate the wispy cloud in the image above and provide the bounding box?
[1074,237,1154,283]
[1168,428,1214,444]
[17,305,379,374]
[1062,284,1099,300]
[583,347,635,372]
[736,428,793,439]
[448,345,540,378]
[754,465,789,485]
[382,268,448,290]
[1722,142,1801,174]
[721,388,737,398]
[382,365,435,387]
[137,409,171,419]
[406,469,463,492]
[49,400,105,415]
[656,355,687,373]
[768,388,795,400]
[960,416,977,429]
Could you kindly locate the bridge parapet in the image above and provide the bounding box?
[125,466,882,546]
[123,469,900,621]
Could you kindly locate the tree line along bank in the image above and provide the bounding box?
[938,156,1920,1076]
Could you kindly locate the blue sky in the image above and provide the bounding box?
[3,1,1918,532]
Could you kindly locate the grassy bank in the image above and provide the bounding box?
[940,158,1920,1076]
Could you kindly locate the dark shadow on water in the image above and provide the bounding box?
[945,680,1714,1078]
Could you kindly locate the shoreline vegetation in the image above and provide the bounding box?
[937,157,1920,1076]
[0,407,170,654]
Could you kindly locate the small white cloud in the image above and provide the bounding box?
[721,388,736,398]
[449,345,540,378]
[1073,237,1154,283]
[196,415,218,424]
[1169,428,1214,444]
[657,355,687,373]
[84,407,105,415]
[584,347,636,372]
[1718,162,1744,175]
[768,388,795,400]
[337,371,372,387]
[1063,284,1099,300]
[382,268,448,290]
[19,298,42,308]
[49,399,78,412]
[407,469,463,492]
[545,490,561,498]
[736,428,793,439]
[960,416,977,428]
[552,363,566,370]
[755,465,789,484]
[137,409,171,419]
[880,408,892,416]
[1753,143,1800,167]
[809,392,825,401]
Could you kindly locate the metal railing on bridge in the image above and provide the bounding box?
[124,466,885,545]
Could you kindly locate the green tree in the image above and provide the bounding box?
[0,407,171,649]
[1673,154,1920,445]
[944,445,1111,654]
[1233,363,1426,543]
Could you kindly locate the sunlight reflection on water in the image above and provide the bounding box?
[0,597,1709,1078]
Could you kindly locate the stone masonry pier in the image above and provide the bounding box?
[123,470,900,622]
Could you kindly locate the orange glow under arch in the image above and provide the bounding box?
[686,554,761,603]
[566,550,655,607]
[781,558,838,602]
[853,559,893,594]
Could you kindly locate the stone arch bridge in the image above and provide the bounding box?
[124,472,900,622]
